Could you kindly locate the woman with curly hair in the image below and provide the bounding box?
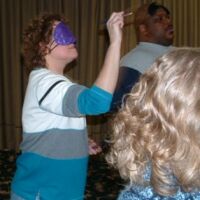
[11,12,124,200]
[107,48,200,199]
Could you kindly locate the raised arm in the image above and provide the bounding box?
[77,12,125,115]
[94,12,124,93]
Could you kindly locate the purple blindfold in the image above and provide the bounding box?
[53,22,76,45]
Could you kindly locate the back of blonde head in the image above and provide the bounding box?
[107,48,200,196]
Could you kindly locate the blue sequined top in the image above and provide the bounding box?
[118,165,200,200]
[118,185,200,200]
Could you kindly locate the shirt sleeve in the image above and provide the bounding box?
[36,75,78,116]
[77,85,113,115]
[36,75,112,116]
[111,66,141,112]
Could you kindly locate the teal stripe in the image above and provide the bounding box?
[12,153,88,200]
[78,85,113,115]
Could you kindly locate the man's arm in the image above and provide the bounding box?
[111,66,141,111]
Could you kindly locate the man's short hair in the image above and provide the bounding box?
[134,2,170,33]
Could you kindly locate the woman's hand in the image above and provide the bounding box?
[93,11,124,94]
[88,138,102,155]
[106,12,124,45]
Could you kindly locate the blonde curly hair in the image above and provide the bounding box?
[106,47,200,196]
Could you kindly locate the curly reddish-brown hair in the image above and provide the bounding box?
[23,13,68,73]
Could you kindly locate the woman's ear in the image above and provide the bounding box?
[39,42,50,55]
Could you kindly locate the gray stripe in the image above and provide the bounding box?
[20,128,88,159]
[62,84,86,117]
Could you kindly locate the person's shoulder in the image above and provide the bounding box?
[120,43,172,73]
[117,186,135,200]
[29,68,54,81]
[117,185,150,200]
[118,184,200,200]
[30,68,71,83]
[28,67,74,95]
[119,50,155,73]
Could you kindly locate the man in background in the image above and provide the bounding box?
[111,2,174,110]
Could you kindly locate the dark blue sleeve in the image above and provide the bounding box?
[111,66,141,111]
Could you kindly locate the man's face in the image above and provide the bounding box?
[146,8,174,46]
